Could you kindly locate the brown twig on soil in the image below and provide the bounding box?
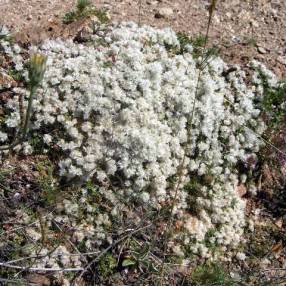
[0,262,84,272]
[75,223,153,284]
[52,220,88,264]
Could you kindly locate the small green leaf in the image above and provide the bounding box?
[122,258,136,267]
[139,244,150,260]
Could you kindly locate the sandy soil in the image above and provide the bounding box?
[0,0,286,77]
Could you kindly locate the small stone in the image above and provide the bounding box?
[275,218,283,228]
[147,0,158,5]
[155,7,174,19]
[250,19,259,28]
[27,14,33,20]
[257,46,267,54]
[236,184,247,197]
[277,56,286,66]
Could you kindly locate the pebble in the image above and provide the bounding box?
[277,56,286,66]
[257,46,267,54]
[146,0,158,5]
[154,7,173,19]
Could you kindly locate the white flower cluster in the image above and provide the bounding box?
[0,25,23,73]
[19,187,122,271]
[0,22,276,258]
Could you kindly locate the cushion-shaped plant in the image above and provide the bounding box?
[0,22,278,258]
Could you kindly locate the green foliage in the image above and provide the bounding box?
[204,228,216,247]
[30,132,45,154]
[174,32,219,67]
[243,36,257,47]
[35,159,58,205]
[63,0,109,24]
[191,263,236,286]
[260,76,286,129]
[76,0,91,12]
[97,253,117,279]
[121,241,158,272]
[176,32,194,54]
[184,176,204,215]
[85,180,102,204]
[63,11,78,24]
[192,34,207,49]
[7,67,24,82]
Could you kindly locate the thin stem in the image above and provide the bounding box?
[0,262,83,272]
[0,85,38,151]
[75,223,152,284]
[138,0,142,26]
[157,1,217,284]
[22,85,37,139]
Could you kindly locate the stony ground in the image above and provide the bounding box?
[0,0,286,78]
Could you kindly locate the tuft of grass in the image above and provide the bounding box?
[243,36,257,47]
[63,0,109,24]
[174,32,219,66]
[76,0,91,12]
[35,159,58,206]
[191,263,236,286]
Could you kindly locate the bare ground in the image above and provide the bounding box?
[0,0,286,77]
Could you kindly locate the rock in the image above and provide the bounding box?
[257,46,267,54]
[147,0,158,5]
[277,56,286,66]
[155,7,174,19]
[250,19,259,28]
[236,184,247,197]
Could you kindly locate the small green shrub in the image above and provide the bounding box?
[63,0,109,24]
[261,80,286,129]
[76,0,91,12]
[97,253,117,279]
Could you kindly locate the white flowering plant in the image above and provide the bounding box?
[0,21,283,281]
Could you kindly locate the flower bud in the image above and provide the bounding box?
[28,53,47,87]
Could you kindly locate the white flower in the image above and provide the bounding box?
[236,252,246,261]
[43,134,52,144]
[140,192,150,203]
[0,131,8,142]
